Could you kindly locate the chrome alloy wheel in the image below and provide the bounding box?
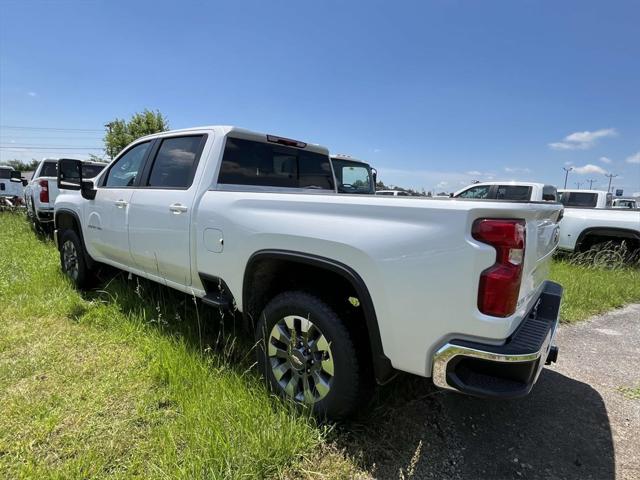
[62,240,79,280]
[268,315,334,403]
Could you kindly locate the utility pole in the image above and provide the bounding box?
[562,166,573,189]
[604,173,618,193]
[587,179,596,190]
[575,181,583,189]
[104,122,114,160]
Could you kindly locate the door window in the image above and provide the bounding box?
[456,185,491,199]
[147,136,204,188]
[104,142,151,187]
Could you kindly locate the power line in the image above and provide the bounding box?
[0,146,103,150]
[0,125,103,132]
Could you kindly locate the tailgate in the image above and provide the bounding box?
[518,207,561,312]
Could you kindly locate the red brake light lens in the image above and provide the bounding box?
[39,179,49,203]
[266,135,307,148]
[472,219,526,317]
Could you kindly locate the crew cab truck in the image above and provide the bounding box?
[25,158,105,232]
[330,154,376,194]
[54,126,564,418]
[454,182,558,202]
[0,165,25,203]
[556,190,640,253]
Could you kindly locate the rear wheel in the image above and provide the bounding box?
[256,291,369,419]
[59,229,94,289]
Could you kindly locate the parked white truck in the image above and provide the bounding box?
[25,158,105,231]
[0,165,25,203]
[454,182,558,202]
[53,126,563,418]
[556,189,640,253]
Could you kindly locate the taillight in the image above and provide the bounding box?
[472,218,526,317]
[39,179,49,203]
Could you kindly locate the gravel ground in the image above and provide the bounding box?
[339,304,640,479]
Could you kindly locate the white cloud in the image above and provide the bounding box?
[626,152,640,164]
[466,170,482,176]
[504,167,532,174]
[599,156,612,164]
[549,128,617,151]
[572,164,607,175]
[27,91,37,97]
[564,161,573,166]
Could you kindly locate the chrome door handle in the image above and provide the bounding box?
[169,203,188,214]
[114,199,128,208]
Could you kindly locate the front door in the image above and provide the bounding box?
[85,141,152,266]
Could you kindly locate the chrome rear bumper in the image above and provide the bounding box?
[432,281,562,399]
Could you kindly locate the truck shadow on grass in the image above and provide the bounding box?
[80,272,614,480]
[338,370,615,480]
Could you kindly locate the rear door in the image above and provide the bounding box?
[127,134,207,286]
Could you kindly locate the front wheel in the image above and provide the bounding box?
[256,291,370,419]
[59,229,94,289]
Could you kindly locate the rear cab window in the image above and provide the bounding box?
[82,163,106,179]
[560,192,598,207]
[38,161,58,178]
[218,137,334,190]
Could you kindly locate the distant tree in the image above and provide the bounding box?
[87,153,109,163]
[3,159,40,172]
[104,109,168,159]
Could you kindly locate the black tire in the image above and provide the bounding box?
[59,229,94,289]
[256,291,370,419]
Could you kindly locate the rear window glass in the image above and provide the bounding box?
[218,137,334,190]
[0,169,11,179]
[496,185,532,201]
[561,192,598,207]
[40,162,58,177]
[82,164,105,178]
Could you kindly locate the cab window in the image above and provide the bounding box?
[456,185,491,199]
[104,142,151,187]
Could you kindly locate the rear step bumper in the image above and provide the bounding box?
[432,281,563,399]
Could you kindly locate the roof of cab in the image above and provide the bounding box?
[558,189,609,195]
[137,126,329,155]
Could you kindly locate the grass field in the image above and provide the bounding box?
[1,212,639,478]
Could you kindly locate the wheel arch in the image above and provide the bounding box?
[242,249,395,384]
[54,208,95,268]
[576,227,640,251]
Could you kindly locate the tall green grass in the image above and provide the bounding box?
[550,255,640,323]
[0,213,356,479]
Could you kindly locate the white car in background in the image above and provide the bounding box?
[454,182,558,202]
[0,165,26,203]
[556,190,640,253]
[612,198,638,209]
[25,158,105,232]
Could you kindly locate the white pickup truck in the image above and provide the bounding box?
[454,181,558,202]
[54,126,563,418]
[0,165,25,203]
[556,189,640,253]
[25,158,105,232]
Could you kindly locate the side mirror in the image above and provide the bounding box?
[449,193,454,198]
[10,170,22,182]
[21,178,28,187]
[58,158,83,191]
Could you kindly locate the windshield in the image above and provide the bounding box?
[331,159,374,194]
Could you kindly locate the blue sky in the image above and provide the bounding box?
[1,0,639,195]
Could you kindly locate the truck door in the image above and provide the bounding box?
[85,141,152,266]
[127,135,207,286]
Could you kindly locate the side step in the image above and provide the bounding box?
[201,292,231,309]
